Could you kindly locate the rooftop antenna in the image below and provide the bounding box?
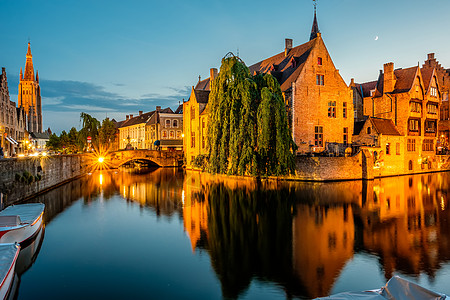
[313,0,317,13]
[237,47,240,58]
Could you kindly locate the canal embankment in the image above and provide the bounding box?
[0,154,90,205]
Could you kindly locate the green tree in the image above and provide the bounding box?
[207,56,296,176]
[59,130,69,153]
[79,112,100,150]
[67,127,80,153]
[98,118,116,148]
[46,133,61,151]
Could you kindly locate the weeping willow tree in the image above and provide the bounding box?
[207,55,296,176]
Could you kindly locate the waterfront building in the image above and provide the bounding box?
[354,61,441,172]
[183,69,216,167]
[146,105,183,150]
[248,10,354,154]
[0,67,27,156]
[18,42,42,134]
[422,53,450,150]
[118,111,155,150]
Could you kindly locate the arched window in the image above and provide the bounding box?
[408,160,413,171]
[173,120,178,127]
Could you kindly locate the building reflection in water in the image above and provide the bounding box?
[22,168,450,299]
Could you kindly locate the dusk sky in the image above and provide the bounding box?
[2,0,450,133]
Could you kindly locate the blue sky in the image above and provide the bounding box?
[2,0,450,133]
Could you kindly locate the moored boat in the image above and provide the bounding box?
[0,203,45,244]
[316,276,447,299]
[0,243,20,300]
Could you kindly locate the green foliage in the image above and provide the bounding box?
[207,56,296,176]
[192,154,208,171]
[99,118,117,148]
[79,112,100,149]
[46,133,61,151]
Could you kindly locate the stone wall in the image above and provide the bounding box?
[0,154,89,205]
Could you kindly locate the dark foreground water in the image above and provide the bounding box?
[14,169,450,299]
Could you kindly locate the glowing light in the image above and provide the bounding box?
[441,197,446,211]
[42,152,47,157]
[99,174,103,185]
[18,154,25,157]
[98,157,105,163]
[181,133,185,138]
[182,190,185,207]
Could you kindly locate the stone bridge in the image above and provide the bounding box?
[106,150,183,168]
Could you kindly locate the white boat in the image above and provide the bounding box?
[0,203,45,244]
[0,243,20,300]
[316,276,447,299]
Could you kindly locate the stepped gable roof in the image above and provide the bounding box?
[248,39,316,92]
[195,78,210,91]
[370,117,401,136]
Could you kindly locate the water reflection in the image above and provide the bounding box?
[18,169,450,299]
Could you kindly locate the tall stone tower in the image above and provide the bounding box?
[18,42,42,133]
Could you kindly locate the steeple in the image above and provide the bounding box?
[310,0,320,41]
[24,42,35,80]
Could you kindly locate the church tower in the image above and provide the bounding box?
[18,42,42,133]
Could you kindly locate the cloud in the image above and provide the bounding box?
[61,104,117,112]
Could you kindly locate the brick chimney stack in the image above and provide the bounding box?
[139,111,143,116]
[130,114,133,119]
[126,115,129,120]
[383,62,395,94]
[428,53,435,60]
[210,68,218,81]
[156,106,161,112]
[285,38,293,56]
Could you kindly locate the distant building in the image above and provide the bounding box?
[0,67,27,156]
[18,42,42,134]
[117,106,183,150]
[30,132,50,150]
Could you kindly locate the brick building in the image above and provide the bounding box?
[354,61,441,172]
[422,53,450,151]
[248,11,353,154]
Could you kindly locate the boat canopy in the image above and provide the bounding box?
[316,276,447,300]
[0,203,44,224]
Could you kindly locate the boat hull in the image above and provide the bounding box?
[0,212,43,245]
[0,244,20,300]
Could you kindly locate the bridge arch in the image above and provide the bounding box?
[106,150,183,169]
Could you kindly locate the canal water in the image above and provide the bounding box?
[15,169,450,299]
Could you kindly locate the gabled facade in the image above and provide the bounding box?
[183,69,216,167]
[146,106,183,150]
[249,21,353,154]
[118,111,154,150]
[356,62,441,172]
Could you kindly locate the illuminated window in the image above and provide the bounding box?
[427,103,438,114]
[408,119,419,132]
[328,101,336,118]
[343,102,347,118]
[169,130,174,138]
[386,143,390,155]
[430,87,438,97]
[422,139,434,151]
[316,74,324,86]
[410,102,421,113]
[425,120,436,133]
[176,131,181,138]
[314,126,323,147]
[407,139,416,152]
[162,130,167,138]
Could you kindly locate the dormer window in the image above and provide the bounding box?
[290,57,297,68]
[430,87,438,97]
[318,57,322,66]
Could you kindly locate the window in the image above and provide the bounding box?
[430,87,438,97]
[169,130,174,138]
[176,131,181,138]
[317,57,322,66]
[367,127,371,134]
[328,101,336,118]
[408,119,419,132]
[162,130,167,138]
[173,120,178,127]
[386,143,390,155]
[343,102,347,118]
[410,102,422,113]
[422,139,434,151]
[191,131,195,148]
[396,143,400,155]
[165,119,171,128]
[427,103,438,114]
[314,126,323,147]
[343,127,348,145]
[425,120,436,133]
[190,106,195,120]
[407,139,416,152]
[202,136,205,149]
[444,92,449,102]
[316,74,324,86]
[409,160,413,170]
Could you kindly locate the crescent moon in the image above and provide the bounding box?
[375,36,379,41]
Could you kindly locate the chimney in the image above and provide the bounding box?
[210,68,218,81]
[126,115,129,120]
[130,114,133,119]
[139,110,143,116]
[428,53,435,60]
[156,106,161,112]
[285,38,293,56]
[383,62,395,94]
[350,78,355,86]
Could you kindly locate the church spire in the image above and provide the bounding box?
[310,0,320,41]
[24,41,35,80]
